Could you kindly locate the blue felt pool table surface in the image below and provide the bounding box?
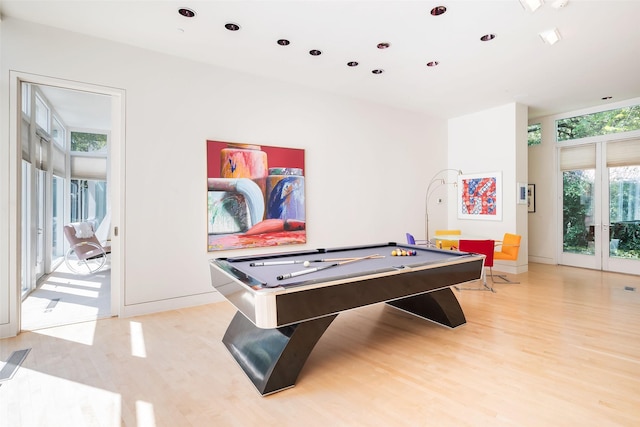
[213,242,479,289]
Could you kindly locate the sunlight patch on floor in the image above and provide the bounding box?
[0,367,122,427]
[34,321,98,346]
[136,400,156,427]
[44,275,105,289]
[39,282,101,298]
[130,321,147,358]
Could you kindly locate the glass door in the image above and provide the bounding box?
[560,144,601,270]
[603,140,640,275]
[561,168,601,269]
[560,140,640,274]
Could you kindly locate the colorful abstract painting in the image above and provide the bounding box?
[457,172,502,221]
[207,140,306,251]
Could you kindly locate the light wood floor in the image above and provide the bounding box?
[1,263,639,427]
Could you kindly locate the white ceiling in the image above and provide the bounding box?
[3,0,640,125]
[36,85,112,130]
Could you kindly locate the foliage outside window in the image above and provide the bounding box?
[563,170,594,254]
[557,105,640,142]
[71,131,107,152]
[528,123,541,146]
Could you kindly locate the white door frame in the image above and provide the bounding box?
[558,138,640,275]
[4,71,125,337]
[557,142,603,271]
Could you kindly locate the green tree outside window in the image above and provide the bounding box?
[557,105,640,142]
[71,132,107,152]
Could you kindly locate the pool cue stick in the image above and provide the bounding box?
[250,260,305,266]
[251,255,385,267]
[277,254,380,280]
[309,255,385,263]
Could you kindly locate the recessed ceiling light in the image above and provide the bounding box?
[426,61,439,67]
[372,69,384,74]
[480,34,496,42]
[277,39,290,46]
[178,8,196,18]
[347,61,359,67]
[519,0,543,12]
[309,49,322,56]
[539,28,561,45]
[225,23,240,31]
[430,6,447,16]
[377,42,391,49]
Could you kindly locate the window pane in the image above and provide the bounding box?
[609,166,640,259]
[35,94,50,132]
[528,123,541,146]
[557,105,640,142]
[70,179,107,227]
[52,117,65,148]
[563,169,595,255]
[52,175,65,262]
[71,132,107,152]
[22,161,31,296]
[21,82,31,117]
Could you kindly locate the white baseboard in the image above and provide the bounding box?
[493,261,528,275]
[528,256,555,265]
[120,291,224,318]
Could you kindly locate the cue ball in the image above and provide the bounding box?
[303,261,310,267]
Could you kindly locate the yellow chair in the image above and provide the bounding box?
[434,229,461,250]
[493,233,521,283]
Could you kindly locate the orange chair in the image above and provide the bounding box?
[455,240,496,292]
[493,233,521,283]
[435,229,461,250]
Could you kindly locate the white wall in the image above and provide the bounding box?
[527,114,557,265]
[447,103,528,274]
[0,18,447,335]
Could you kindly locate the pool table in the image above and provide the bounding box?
[209,242,484,395]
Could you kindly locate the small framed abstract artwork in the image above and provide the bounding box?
[457,172,502,221]
[517,182,528,205]
[527,184,536,213]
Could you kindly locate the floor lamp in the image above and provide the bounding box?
[425,169,463,242]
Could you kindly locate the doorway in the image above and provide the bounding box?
[13,73,124,333]
[559,139,640,275]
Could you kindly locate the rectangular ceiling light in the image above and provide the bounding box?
[520,0,544,12]
[540,28,562,45]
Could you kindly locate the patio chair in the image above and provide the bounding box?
[63,222,111,274]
